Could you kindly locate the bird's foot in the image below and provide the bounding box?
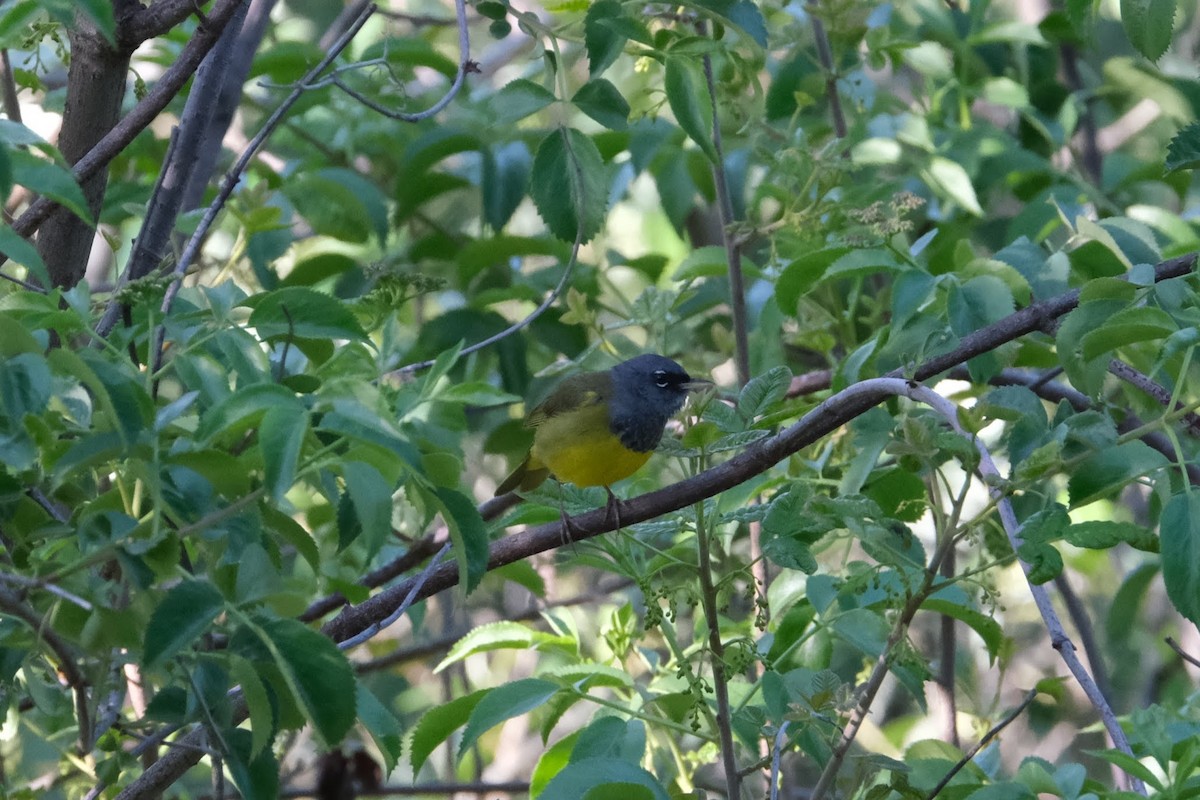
[603,486,623,530]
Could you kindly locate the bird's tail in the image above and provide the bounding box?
[495,455,551,496]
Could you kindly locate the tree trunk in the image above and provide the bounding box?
[37,17,131,289]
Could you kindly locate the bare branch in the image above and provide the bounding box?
[3,0,246,252]
[925,689,1039,800]
[122,0,212,46]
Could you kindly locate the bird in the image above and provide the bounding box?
[495,354,711,513]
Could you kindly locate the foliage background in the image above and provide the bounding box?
[2,0,1200,797]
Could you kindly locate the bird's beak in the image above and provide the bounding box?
[683,378,715,393]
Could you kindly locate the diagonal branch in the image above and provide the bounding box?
[323,252,1198,644]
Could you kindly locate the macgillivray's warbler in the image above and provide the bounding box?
[495,354,711,503]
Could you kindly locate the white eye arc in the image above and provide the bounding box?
[653,370,669,387]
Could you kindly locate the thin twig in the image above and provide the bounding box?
[694,500,741,799]
[896,380,1144,795]
[391,211,584,375]
[925,688,1039,800]
[1166,636,1200,670]
[807,1,847,139]
[336,542,452,650]
[698,23,750,387]
[96,0,250,337]
[149,4,378,385]
[769,721,789,800]
[0,572,94,611]
[1108,358,1200,435]
[0,586,92,754]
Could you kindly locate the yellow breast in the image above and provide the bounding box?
[530,403,652,488]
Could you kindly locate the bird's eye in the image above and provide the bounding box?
[653,370,669,387]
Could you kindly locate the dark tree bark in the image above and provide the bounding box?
[37,15,132,288]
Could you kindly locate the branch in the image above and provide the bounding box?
[699,23,751,387]
[323,253,1199,644]
[925,688,1039,800]
[3,0,245,246]
[0,586,91,754]
[150,3,378,383]
[1108,358,1200,436]
[122,0,211,46]
[96,0,250,337]
[807,1,847,139]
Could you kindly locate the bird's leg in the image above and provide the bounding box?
[603,486,623,531]
[557,484,580,550]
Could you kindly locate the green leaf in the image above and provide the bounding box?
[0,352,50,418]
[1161,492,1200,624]
[1120,0,1176,61]
[539,758,669,800]
[489,78,557,124]
[356,684,404,775]
[9,149,92,224]
[1166,121,1200,173]
[1079,306,1176,361]
[829,608,889,658]
[572,78,630,130]
[230,656,274,760]
[1067,441,1166,508]
[73,0,116,42]
[0,222,50,286]
[259,406,308,504]
[584,0,627,77]
[530,127,608,243]
[410,690,486,773]
[244,287,369,342]
[482,142,533,230]
[1064,520,1158,552]
[342,461,394,559]
[663,56,717,163]
[737,366,792,421]
[283,169,387,243]
[434,488,489,594]
[924,156,982,216]
[921,598,1003,663]
[224,728,280,800]
[459,679,560,760]
[196,384,303,444]
[143,580,225,668]
[776,247,854,314]
[248,616,357,746]
[435,621,575,672]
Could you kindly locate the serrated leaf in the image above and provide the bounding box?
[530,127,608,243]
[489,78,557,124]
[1067,441,1166,508]
[540,758,669,800]
[248,617,357,746]
[1161,492,1200,624]
[458,679,559,760]
[356,684,404,775]
[737,366,792,420]
[1120,0,1176,61]
[1166,122,1200,173]
[664,56,717,163]
[572,78,630,130]
[434,488,489,594]
[584,0,627,76]
[921,598,1004,663]
[435,621,574,672]
[342,461,394,559]
[410,690,487,773]
[244,287,369,342]
[1079,306,1176,360]
[259,406,308,504]
[9,149,92,224]
[1065,520,1158,552]
[925,156,982,216]
[543,662,636,689]
[0,222,50,286]
[230,656,274,759]
[224,729,280,800]
[143,580,225,668]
